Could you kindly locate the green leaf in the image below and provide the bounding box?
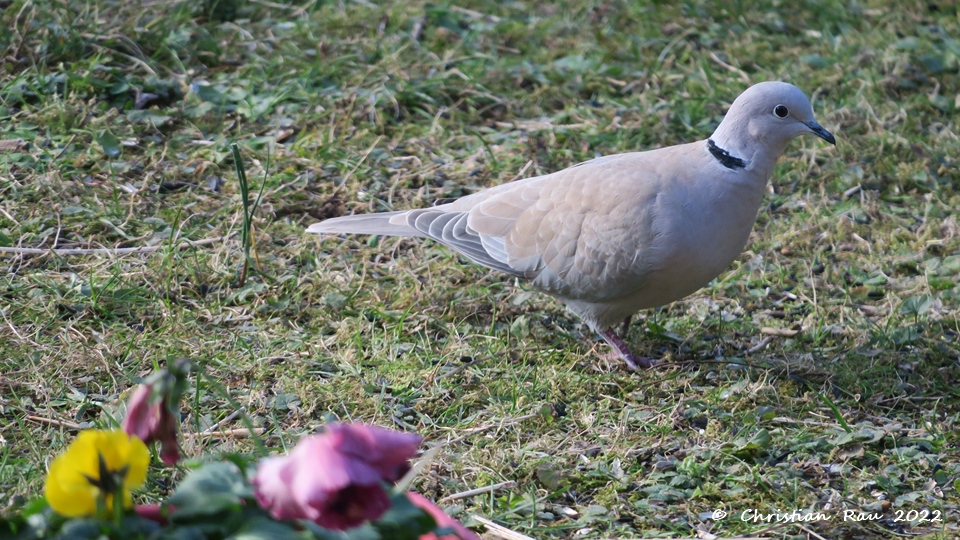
[194,84,228,103]
[269,393,301,411]
[157,525,210,540]
[830,427,887,447]
[227,517,307,540]
[755,406,777,421]
[61,206,92,215]
[722,429,772,456]
[536,462,563,490]
[323,292,348,309]
[126,109,173,126]
[889,325,921,345]
[369,493,437,540]
[19,497,51,518]
[300,522,382,540]
[899,294,934,317]
[97,131,121,157]
[0,510,51,540]
[54,518,105,539]
[337,524,381,540]
[167,462,252,519]
[120,514,163,536]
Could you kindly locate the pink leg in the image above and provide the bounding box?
[599,328,654,370]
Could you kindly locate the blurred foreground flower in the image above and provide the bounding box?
[252,423,422,530]
[121,358,190,465]
[408,492,481,540]
[135,503,170,525]
[9,359,481,540]
[43,430,149,518]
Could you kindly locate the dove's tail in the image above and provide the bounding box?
[306,211,427,238]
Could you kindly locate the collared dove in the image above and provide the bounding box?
[308,81,835,369]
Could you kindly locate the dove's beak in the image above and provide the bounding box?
[805,121,836,145]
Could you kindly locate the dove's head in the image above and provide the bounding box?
[710,81,835,166]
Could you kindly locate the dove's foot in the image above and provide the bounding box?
[599,328,654,370]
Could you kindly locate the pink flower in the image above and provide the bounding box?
[407,492,481,540]
[252,423,422,530]
[121,384,181,465]
[135,504,170,525]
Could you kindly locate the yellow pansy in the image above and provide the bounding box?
[44,430,150,517]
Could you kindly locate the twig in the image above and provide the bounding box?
[441,413,539,447]
[449,5,501,22]
[638,537,767,540]
[201,407,246,434]
[707,51,752,86]
[470,515,536,540]
[54,134,78,161]
[249,0,309,16]
[438,480,516,503]
[769,416,845,428]
[656,27,697,65]
[0,235,231,257]
[184,428,265,439]
[874,395,946,403]
[760,327,799,337]
[397,445,442,493]
[26,415,83,430]
[509,159,534,182]
[336,135,383,192]
[843,184,862,199]
[746,336,775,354]
[798,525,830,540]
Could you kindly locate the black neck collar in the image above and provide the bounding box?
[707,139,746,170]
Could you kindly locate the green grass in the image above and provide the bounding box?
[1,0,959,538]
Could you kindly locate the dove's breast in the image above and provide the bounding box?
[546,147,771,329]
[635,168,767,306]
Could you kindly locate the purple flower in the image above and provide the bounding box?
[252,423,422,530]
[121,384,180,465]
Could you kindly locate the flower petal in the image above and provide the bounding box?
[407,492,481,540]
[253,456,308,520]
[253,425,423,530]
[328,424,422,483]
[44,454,98,517]
[135,504,170,525]
[311,483,390,531]
[122,385,159,442]
[122,383,182,466]
[44,430,150,517]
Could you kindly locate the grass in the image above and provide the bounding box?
[1,0,959,538]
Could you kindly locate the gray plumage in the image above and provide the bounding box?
[308,81,836,369]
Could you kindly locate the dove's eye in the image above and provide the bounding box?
[773,105,789,118]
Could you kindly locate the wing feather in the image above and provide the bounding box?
[311,151,668,300]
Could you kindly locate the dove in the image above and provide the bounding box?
[308,81,835,369]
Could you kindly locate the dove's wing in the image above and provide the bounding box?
[398,149,683,300]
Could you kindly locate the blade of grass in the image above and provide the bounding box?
[816,391,852,433]
[231,143,267,286]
